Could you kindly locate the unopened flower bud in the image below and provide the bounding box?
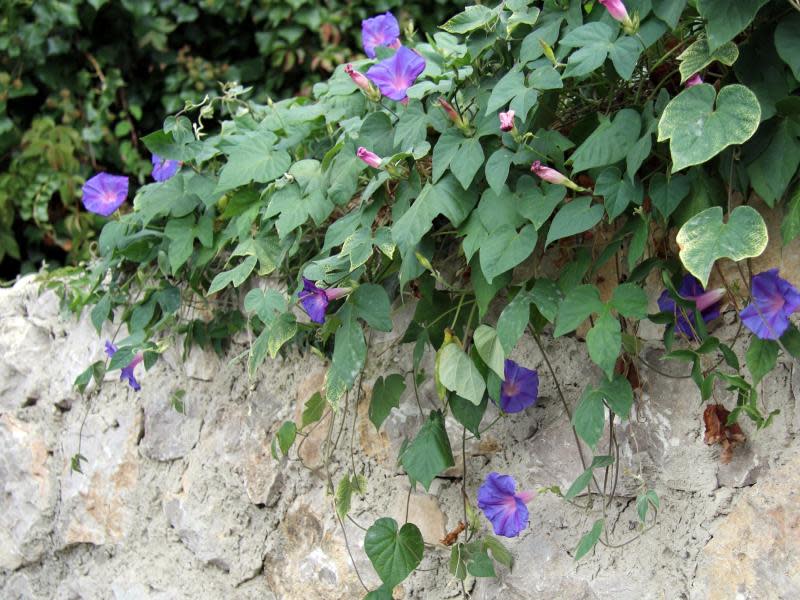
[357,147,382,169]
[530,161,587,192]
[499,110,516,133]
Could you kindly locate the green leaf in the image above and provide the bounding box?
[565,468,593,500]
[335,476,354,520]
[393,175,477,252]
[471,258,511,320]
[573,385,605,448]
[657,84,761,173]
[555,284,603,337]
[275,421,297,456]
[746,337,778,385]
[530,278,562,323]
[545,197,605,248]
[746,119,800,207]
[438,344,486,405]
[517,181,566,230]
[611,283,648,319]
[474,325,506,379]
[697,0,770,52]
[570,109,641,173]
[207,256,258,295]
[653,0,688,29]
[364,518,424,588]
[301,392,326,429]
[775,13,800,81]
[560,23,641,80]
[370,374,407,431]
[677,39,739,84]
[486,68,526,114]
[628,217,649,271]
[400,410,455,490]
[441,5,497,34]
[326,306,367,406]
[466,549,496,578]
[485,149,515,192]
[350,284,393,332]
[781,185,800,246]
[496,290,533,353]
[586,311,621,381]
[267,313,297,358]
[364,586,393,600]
[594,167,643,220]
[91,294,112,333]
[649,173,691,220]
[394,102,430,150]
[482,536,513,569]
[451,136,485,190]
[574,519,604,560]
[595,374,634,419]
[675,205,768,286]
[216,134,291,192]
[450,393,488,437]
[636,490,660,522]
[479,225,538,283]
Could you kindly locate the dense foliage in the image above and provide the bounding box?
[0,0,462,275]
[58,0,800,595]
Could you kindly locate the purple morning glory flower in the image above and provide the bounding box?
[500,359,539,413]
[366,46,426,102]
[477,472,535,538]
[82,173,129,217]
[361,12,401,59]
[151,154,180,182]
[297,278,350,324]
[104,341,143,392]
[657,274,725,340]
[739,269,800,340]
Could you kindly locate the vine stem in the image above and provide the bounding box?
[528,325,601,493]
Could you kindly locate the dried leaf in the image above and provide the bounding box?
[703,404,746,463]
[440,521,466,546]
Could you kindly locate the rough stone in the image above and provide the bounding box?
[55,404,142,548]
[692,451,800,599]
[0,415,55,570]
[139,388,203,462]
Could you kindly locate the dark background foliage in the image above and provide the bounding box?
[0,0,463,277]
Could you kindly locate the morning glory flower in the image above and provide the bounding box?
[530,161,586,192]
[685,73,703,88]
[499,110,515,132]
[104,341,143,392]
[598,0,630,22]
[82,173,129,216]
[357,147,382,169]
[657,274,725,340]
[477,472,535,538]
[298,277,350,324]
[366,46,426,102]
[151,154,180,182]
[500,359,539,413]
[361,12,401,59]
[739,269,800,340]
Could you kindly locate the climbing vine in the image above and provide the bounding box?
[53,0,800,596]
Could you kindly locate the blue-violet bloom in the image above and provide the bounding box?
[361,12,401,58]
[739,269,800,340]
[298,278,350,324]
[477,472,535,538]
[366,46,426,102]
[657,274,725,340]
[104,341,143,392]
[151,153,181,182]
[500,359,539,413]
[82,173,129,216]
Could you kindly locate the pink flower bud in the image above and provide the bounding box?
[598,0,630,23]
[325,287,350,301]
[357,147,382,169]
[531,161,586,192]
[685,73,703,88]
[345,64,373,94]
[531,161,570,185]
[693,288,726,312]
[439,97,461,123]
[499,110,515,132]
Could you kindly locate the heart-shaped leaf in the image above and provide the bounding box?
[677,39,738,84]
[676,206,768,286]
[657,84,761,172]
[365,517,424,588]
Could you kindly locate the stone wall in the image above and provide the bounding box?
[1,275,798,600]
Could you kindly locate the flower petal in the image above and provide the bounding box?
[361,12,400,58]
[82,173,129,216]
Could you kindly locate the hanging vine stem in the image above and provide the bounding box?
[528,324,598,491]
